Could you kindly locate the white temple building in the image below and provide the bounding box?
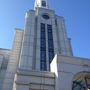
[0,0,90,90]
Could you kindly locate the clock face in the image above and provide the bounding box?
[42,15,50,20]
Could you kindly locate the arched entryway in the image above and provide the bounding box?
[72,72,90,90]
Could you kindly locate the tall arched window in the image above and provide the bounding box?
[42,1,46,7]
[72,72,90,90]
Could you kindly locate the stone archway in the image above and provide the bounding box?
[72,72,90,90]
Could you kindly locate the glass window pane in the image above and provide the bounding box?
[73,81,86,90]
[48,33,52,39]
[41,51,46,61]
[41,23,45,29]
[49,51,54,62]
[42,15,50,19]
[41,39,45,47]
[41,32,45,38]
[41,61,46,71]
[48,40,53,49]
[47,25,52,30]
[42,1,46,7]
[48,29,52,32]
[41,28,45,31]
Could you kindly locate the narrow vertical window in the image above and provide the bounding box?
[40,23,46,71]
[42,1,46,7]
[47,25,54,70]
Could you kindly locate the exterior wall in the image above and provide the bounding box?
[55,16,73,56]
[0,49,11,89]
[35,8,57,71]
[19,10,36,70]
[51,54,90,90]
[2,29,23,90]
[13,70,55,90]
[18,8,73,72]
[35,8,73,71]
[0,5,88,90]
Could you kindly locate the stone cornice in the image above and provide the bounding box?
[17,69,55,78]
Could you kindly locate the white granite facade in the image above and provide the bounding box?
[0,49,11,89]
[0,0,89,90]
[13,70,55,90]
[51,55,90,90]
[19,7,73,72]
[0,29,24,90]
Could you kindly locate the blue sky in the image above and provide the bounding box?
[0,0,90,58]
